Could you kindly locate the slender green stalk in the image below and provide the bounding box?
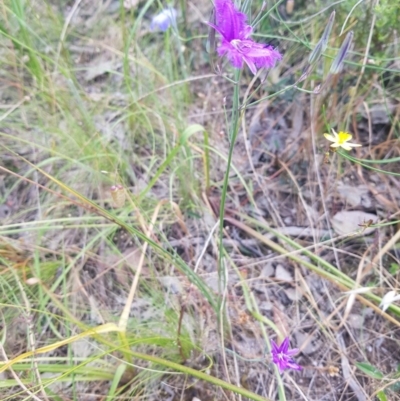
[217,69,241,313]
[214,65,286,400]
[215,60,290,400]
[203,130,211,192]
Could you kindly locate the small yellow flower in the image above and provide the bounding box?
[324,129,361,151]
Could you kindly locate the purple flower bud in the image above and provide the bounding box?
[330,31,353,74]
[321,11,335,52]
[150,7,177,32]
[308,40,323,65]
[308,10,335,65]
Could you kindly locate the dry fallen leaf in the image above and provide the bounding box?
[337,183,372,208]
[275,264,293,282]
[331,210,377,235]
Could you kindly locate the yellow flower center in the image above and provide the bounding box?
[337,131,353,144]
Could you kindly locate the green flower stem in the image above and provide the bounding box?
[214,69,288,400]
[215,70,289,401]
[218,69,242,311]
[203,129,211,192]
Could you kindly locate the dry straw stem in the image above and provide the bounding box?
[337,333,368,401]
[363,227,400,277]
[118,200,162,333]
[0,343,43,401]
[225,216,400,327]
[0,316,272,400]
[0,323,123,374]
[240,75,286,229]
[0,96,29,122]
[9,267,49,401]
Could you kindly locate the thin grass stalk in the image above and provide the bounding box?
[339,150,400,176]
[203,130,211,192]
[122,0,153,99]
[8,0,44,85]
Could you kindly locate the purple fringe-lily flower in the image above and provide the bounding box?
[271,337,302,373]
[207,0,281,74]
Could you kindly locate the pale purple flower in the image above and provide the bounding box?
[150,7,177,32]
[271,337,302,373]
[207,0,281,74]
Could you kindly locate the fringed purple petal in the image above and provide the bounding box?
[243,57,257,74]
[240,42,281,59]
[214,0,250,41]
[217,41,244,69]
[254,46,282,69]
[233,40,282,72]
